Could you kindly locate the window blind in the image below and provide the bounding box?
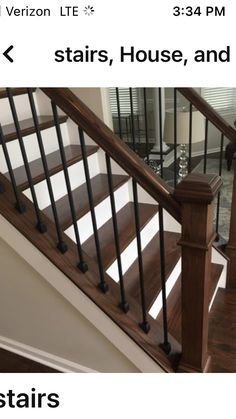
[202,88,236,114]
[109,88,140,115]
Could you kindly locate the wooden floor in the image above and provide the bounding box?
[157,263,223,341]
[209,288,236,372]
[156,269,236,373]
[0,348,58,373]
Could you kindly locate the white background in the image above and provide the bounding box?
[0,0,235,416]
[0,374,236,417]
[0,0,235,85]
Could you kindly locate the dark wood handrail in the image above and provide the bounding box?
[41,88,181,221]
[178,88,236,143]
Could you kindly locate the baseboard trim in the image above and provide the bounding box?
[0,335,97,373]
[163,146,222,168]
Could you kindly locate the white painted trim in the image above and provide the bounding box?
[0,215,164,373]
[190,147,221,158]
[0,336,97,373]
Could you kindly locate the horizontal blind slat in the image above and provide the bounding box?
[109,88,139,114]
[202,88,236,114]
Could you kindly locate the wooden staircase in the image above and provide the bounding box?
[0,87,235,372]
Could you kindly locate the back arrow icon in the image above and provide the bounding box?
[3,45,14,63]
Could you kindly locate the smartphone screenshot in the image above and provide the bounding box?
[0,0,235,417]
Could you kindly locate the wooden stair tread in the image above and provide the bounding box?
[43,173,129,230]
[123,231,181,310]
[82,202,158,270]
[208,288,236,372]
[0,88,36,99]
[157,263,224,343]
[1,115,68,143]
[4,144,99,190]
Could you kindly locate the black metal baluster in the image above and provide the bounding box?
[78,127,108,293]
[51,102,88,271]
[203,119,209,174]
[132,179,150,333]
[188,102,193,173]
[158,88,164,177]
[174,89,178,187]
[143,88,150,165]
[7,88,46,233]
[129,88,136,152]
[159,206,171,354]
[0,124,26,211]
[215,133,224,235]
[27,89,68,252]
[115,88,123,139]
[106,154,129,312]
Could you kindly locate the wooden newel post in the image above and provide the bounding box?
[225,158,236,288]
[174,173,222,373]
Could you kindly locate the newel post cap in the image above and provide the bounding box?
[174,173,223,204]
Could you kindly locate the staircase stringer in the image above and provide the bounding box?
[0,174,181,372]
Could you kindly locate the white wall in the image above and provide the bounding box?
[71,88,113,128]
[0,215,165,373]
[0,236,139,373]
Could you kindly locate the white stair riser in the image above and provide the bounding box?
[23,152,100,209]
[65,182,130,244]
[209,247,228,310]
[0,93,37,126]
[149,258,182,318]
[136,184,157,205]
[107,213,159,281]
[163,210,181,234]
[67,120,98,147]
[209,268,227,311]
[0,124,70,173]
[148,247,228,319]
[97,149,128,176]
